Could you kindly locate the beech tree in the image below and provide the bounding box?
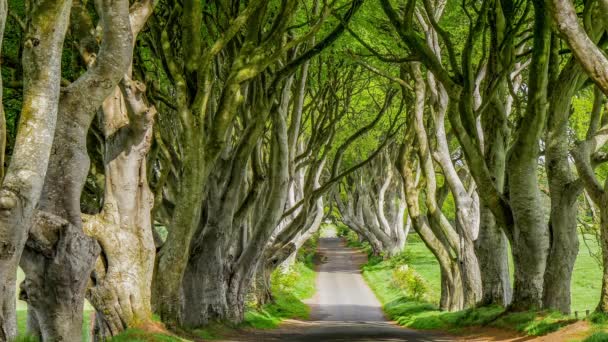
[377,0,555,311]
[3,0,608,340]
[0,1,72,339]
[336,154,408,258]
[18,1,134,340]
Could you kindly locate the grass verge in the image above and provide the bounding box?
[191,233,319,338]
[355,230,584,337]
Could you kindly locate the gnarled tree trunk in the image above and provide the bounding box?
[0,1,71,339]
[19,1,133,340]
[84,77,156,338]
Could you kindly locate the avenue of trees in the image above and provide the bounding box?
[0,0,608,340]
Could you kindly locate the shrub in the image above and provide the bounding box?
[271,268,298,293]
[392,265,428,301]
[336,223,351,237]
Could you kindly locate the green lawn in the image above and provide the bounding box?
[354,232,606,338]
[16,310,93,342]
[573,235,603,313]
[358,232,603,313]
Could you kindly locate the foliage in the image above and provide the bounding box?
[391,265,428,301]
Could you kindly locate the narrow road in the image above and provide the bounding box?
[296,237,448,341]
[223,237,449,341]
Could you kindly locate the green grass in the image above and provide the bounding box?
[241,244,318,330]
[584,313,608,341]
[194,232,320,337]
[573,235,603,313]
[584,332,608,342]
[109,328,186,342]
[16,310,93,342]
[359,233,595,337]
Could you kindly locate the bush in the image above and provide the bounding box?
[336,223,350,237]
[297,229,320,268]
[392,265,428,301]
[271,268,299,293]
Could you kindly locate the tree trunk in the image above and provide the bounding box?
[507,159,550,311]
[439,263,464,311]
[152,144,207,326]
[543,59,586,314]
[19,1,133,339]
[0,1,72,340]
[597,192,608,313]
[475,206,512,306]
[20,213,100,342]
[84,77,156,338]
[506,0,551,311]
[181,227,228,327]
[477,92,512,306]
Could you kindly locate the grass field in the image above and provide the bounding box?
[346,229,608,339]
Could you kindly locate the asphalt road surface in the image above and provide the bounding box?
[223,237,450,341]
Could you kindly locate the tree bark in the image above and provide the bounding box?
[0,1,72,340]
[19,1,133,340]
[506,1,551,310]
[20,212,100,342]
[543,59,586,314]
[476,206,512,306]
[78,2,156,337]
[548,0,608,96]
[84,77,156,338]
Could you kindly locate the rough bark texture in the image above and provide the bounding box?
[543,59,586,314]
[19,1,133,340]
[20,212,100,342]
[477,97,512,306]
[84,77,156,338]
[79,2,156,337]
[475,207,512,306]
[548,0,608,95]
[0,1,71,340]
[506,1,551,310]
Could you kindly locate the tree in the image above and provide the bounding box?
[0,1,72,339]
[18,1,134,339]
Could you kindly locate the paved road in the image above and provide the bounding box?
[223,237,450,341]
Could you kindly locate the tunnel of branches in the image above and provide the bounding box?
[1,0,608,340]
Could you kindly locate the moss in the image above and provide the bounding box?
[110,328,185,342]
